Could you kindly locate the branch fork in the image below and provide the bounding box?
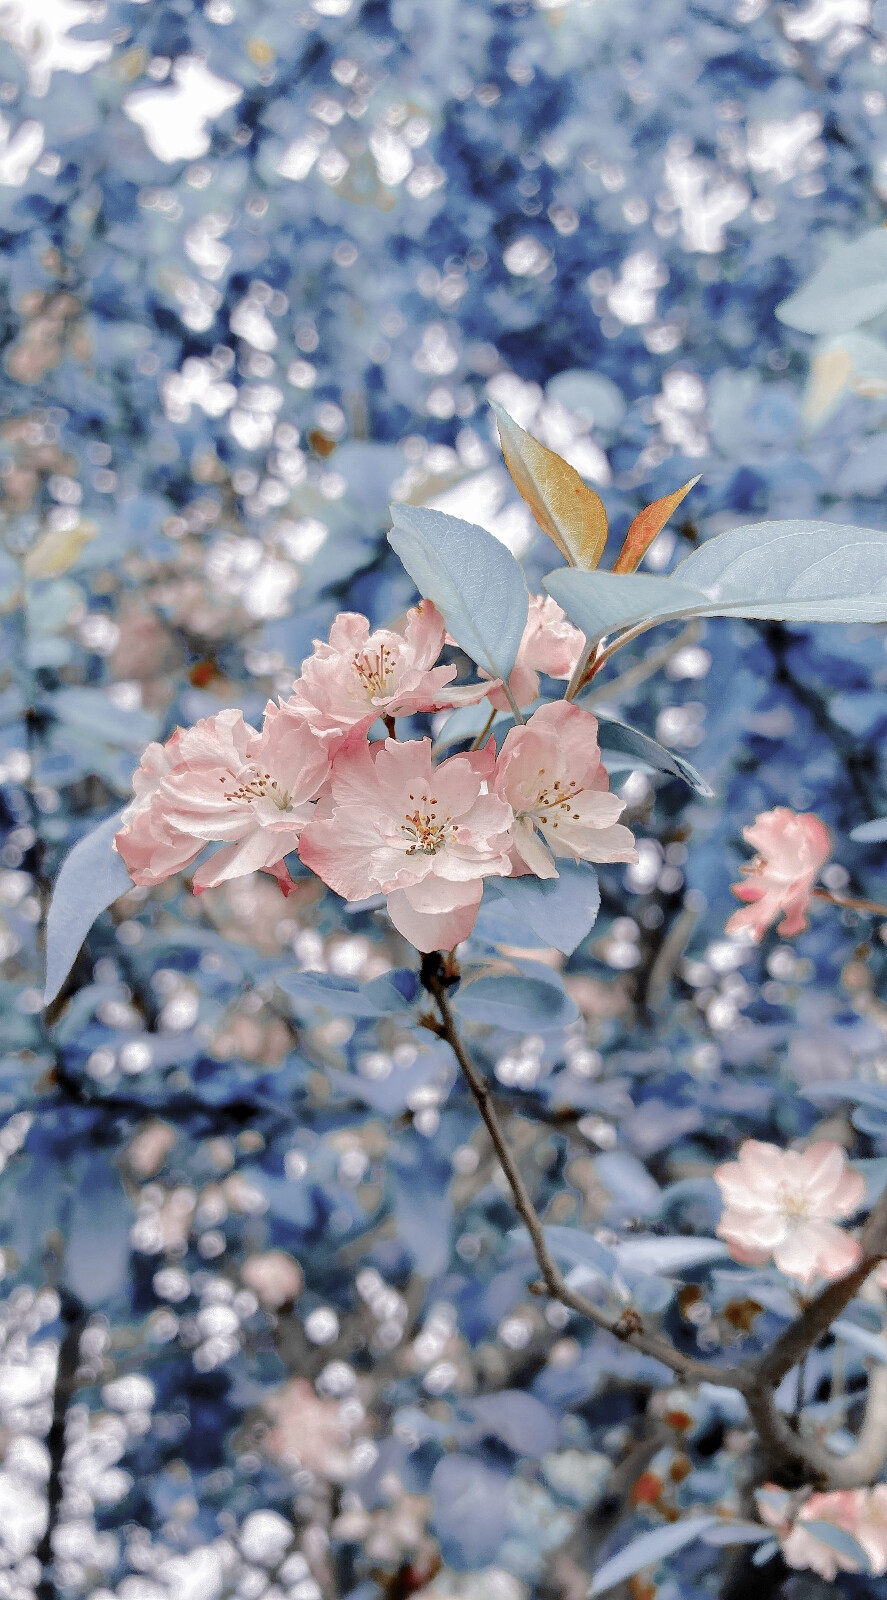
[421,952,887,1488]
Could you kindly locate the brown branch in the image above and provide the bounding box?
[421,953,743,1391]
[422,951,887,1486]
[813,887,887,920]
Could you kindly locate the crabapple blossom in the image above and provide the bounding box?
[757,1485,887,1581]
[714,1139,865,1284]
[298,736,513,951]
[726,807,831,940]
[285,601,492,738]
[115,704,332,894]
[241,1250,303,1308]
[481,593,585,711]
[492,701,637,878]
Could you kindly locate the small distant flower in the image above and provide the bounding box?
[286,602,492,737]
[264,1378,354,1480]
[298,736,513,951]
[242,1251,303,1309]
[115,705,331,894]
[726,807,831,940]
[714,1140,865,1284]
[493,701,637,878]
[483,593,585,711]
[757,1484,887,1582]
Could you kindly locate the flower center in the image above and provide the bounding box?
[400,791,458,856]
[219,767,291,811]
[354,643,397,699]
[778,1187,811,1221]
[521,768,583,833]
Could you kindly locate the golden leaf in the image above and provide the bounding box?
[492,400,609,569]
[24,520,97,580]
[611,476,700,575]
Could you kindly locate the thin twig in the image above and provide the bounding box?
[469,708,496,752]
[581,620,705,709]
[421,953,742,1389]
[36,1295,86,1600]
[813,887,887,920]
[422,950,887,1485]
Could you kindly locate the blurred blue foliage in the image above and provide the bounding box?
[1,1,887,1597]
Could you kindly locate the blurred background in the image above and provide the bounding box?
[2,2,887,1598]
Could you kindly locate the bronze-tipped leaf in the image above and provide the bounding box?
[492,400,609,569]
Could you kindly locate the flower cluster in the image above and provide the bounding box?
[758,1484,887,1582]
[714,1139,864,1284]
[115,599,636,951]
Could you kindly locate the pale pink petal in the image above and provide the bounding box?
[386,881,482,951]
[773,1220,861,1284]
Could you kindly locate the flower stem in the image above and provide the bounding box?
[813,886,887,919]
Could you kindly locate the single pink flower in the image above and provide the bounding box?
[714,1140,865,1285]
[483,594,585,712]
[758,1486,870,1581]
[115,705,331,894]
[492,701,637,879]
[726,807,831,940]
[286,601,492,738]
[298,736,513,951]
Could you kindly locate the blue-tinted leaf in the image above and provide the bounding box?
[48,686,161,750]
[453,963,578,1031]
[547,520,887,646]
[530,1224,616,1277]
[805,1081,887,1113]
[391,1139,452,1276]
[776,227,887,335]
[751,1540,780,1566]
[803,1521,871,1573]
[277,969,415,1018]
[700,1525,772,1548]
[496,863,600,954]
[466,1391,558,1456]
[545,568,705,646]
[589,1516,718,1596]
[388,503,529,680]
[614,1237,728,1275]
[63,1154,133,1308]
[326,1050,452,1115]
[430,1455,511,1570]
[45,811,133,1005]
[593,714,714,799]
[851,817,887,843]
[832,1319,887,1364]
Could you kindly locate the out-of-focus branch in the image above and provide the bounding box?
[36,1293,87,1600]
[421,953,742,1390]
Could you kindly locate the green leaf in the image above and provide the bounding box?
[776,226,887,335]
[45,812,133,1005]
[388,503,529,681]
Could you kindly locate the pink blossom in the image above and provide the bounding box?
[492,702,637,879]
[714,1140,865,1285]
[757,1484,887,1581]
[484,594,585,711]
[241,1250,303,1308]
[298,736,513,951]
[264,1378,355,1480]
[726,807,831,940]
[115,705,331,894]
[286,601,492,738]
